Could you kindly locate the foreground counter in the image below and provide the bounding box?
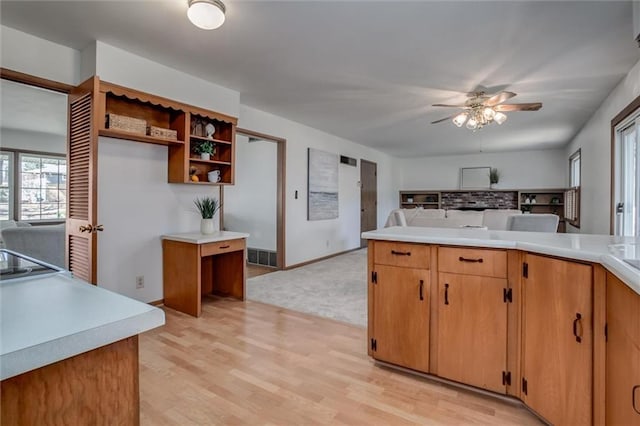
[0,271,165,424]
[362,226,640,426]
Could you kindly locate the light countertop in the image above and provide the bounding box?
[0,273,165,380]
[162,230,249,244]
[362,226,640,295]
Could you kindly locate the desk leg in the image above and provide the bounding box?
[211,250,246,300]
[163,240,201,317]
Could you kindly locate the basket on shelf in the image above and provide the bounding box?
[105,113,146,135]
[148,126,178,140]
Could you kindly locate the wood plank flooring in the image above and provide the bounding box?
[139,297,542,425]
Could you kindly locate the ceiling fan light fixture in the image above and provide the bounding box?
[187,0,226,30]
[483,107,496,121]
[452,112,468,127]
[466,117,478,130]
[494,112,507,125]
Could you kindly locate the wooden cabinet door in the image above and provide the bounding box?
[606,273,640,425]
[522,254,592,425]
[437,273,507,393]
[372,265,430,372]
[67,76,100,283]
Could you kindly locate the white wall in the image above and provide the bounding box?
[223,134,277,251]
[238,105,399,267]
[0,26,80,85]
[0,129,65,153]
[95,42,239,117]
[565,58,640,235]
[94,42,240,301]
[398,149,566,190]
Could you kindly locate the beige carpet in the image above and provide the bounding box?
[246,249,367,327]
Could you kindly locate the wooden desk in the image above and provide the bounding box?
[162,232,249,317]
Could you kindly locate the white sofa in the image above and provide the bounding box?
[385,208,524,231]
[1,220,66,267]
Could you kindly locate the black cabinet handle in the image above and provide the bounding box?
[219,245,230,249]
[459,256,483,263]
[573,313,582,343]
[444,283,449,305]
[419,280,424,301]
[633,385,640,415]
[391,250,411,256]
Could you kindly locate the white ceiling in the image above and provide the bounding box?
[1,1,639,157]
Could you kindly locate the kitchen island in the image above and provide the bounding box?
[0,259,165,425]
[362,226,640,426]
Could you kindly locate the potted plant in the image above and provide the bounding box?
[194,141,215,161]
[194,196,221,234]
[489,168,500,188]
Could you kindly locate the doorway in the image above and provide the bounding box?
[360,159,377,248]
[222,128,286,271]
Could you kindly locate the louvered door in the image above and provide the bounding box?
[66,77,99,284]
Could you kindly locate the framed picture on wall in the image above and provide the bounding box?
[460,167,491,189]
[308,148,339,220]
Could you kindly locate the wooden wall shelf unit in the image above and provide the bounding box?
[517,189,566,232]
[96,79,237,185]
[399,191,441,209]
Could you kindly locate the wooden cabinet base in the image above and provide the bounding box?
[1,336,139,426]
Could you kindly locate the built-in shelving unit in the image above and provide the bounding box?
[97,80,237,185]
[399,191,441,209]
[518,189,566,232]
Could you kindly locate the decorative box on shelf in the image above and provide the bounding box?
[105,113,146,135]
[148,126,177,140]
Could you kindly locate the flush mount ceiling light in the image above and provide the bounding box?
[187,0,226,30]
[431,91,542,131]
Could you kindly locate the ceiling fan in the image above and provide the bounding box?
[431,91,542,130]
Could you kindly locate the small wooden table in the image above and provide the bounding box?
[162,231,249,317]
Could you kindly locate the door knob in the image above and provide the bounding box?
[93,224,104,232]
[79,224,93,233]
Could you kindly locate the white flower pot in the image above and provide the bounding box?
[200,153,211,161]
[200,218,217,235]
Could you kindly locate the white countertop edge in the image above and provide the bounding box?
[362,227,640,296]
[0,307,164,381]
[162,231,249,244]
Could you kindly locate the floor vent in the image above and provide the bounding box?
[247,248,277,267]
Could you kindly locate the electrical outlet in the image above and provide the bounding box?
[136,275,144,289]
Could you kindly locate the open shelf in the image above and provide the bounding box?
[99,129,184,146]
[189,134,232,145]
[189,157,232,166]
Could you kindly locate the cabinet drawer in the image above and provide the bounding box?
[438,247,507,278]
[200,238,245,257]
[374,241,430,269]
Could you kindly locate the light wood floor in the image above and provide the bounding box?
[139,298,542,425]
[247,263,278,278]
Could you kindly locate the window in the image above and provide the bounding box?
[0,150,66,222]
[569,149,581,187]
[613,100,640,237]
[0,152,12,220]
[566,149,581,228]
[19,154,66,221]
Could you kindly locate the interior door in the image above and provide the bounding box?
[66,76,100,283]
[360,159,377,248]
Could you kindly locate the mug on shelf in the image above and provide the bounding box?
[207,170,221,182]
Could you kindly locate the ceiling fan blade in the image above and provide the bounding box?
[432,103,466,108]
[494,103,542,112]
[485,91,517,106]
[431,114,459,124]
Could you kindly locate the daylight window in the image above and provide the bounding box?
[0,152,12,220]
[19,154,67,221]
[613,105,640,237]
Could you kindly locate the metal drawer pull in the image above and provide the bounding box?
[459,256,483,263]
[219,245,230,249]
[419,280,424,301]
[391,250,411,256]
[633,385,640,414]
[573,313,583,343]
[444,283,449,305]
